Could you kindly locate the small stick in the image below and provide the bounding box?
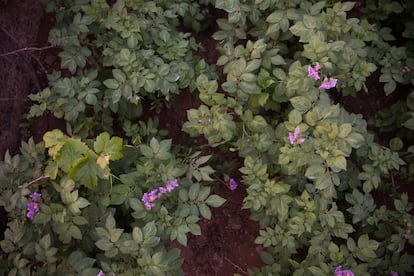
[224,256,248,275]
[0,45,56,57]
[18,175,49,188]
[0,97,26,101]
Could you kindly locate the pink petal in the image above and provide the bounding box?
[289,133,296,144]
[294,126,300,136]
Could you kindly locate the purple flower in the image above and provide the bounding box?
[308,62,320,80]
[390,271,399,276]
[29,192,41,202]
[158,187,167,195]
[142,180,180,211]
[142,192,149,203]
[319,77,337,90]
[144,201,153,210]
[97,271,105,276]
[26,211,35,220]
[26,202,40,220]
[166,179,179,192]
[297,137,305,144]
[289,126,305,145]
[335,265,342,275]
[229,178,238,190]
[142,193,152,210]
[335,265,354,276]
[27,202,39,213]
[148,189,158,202]
[288,133,296,144]
[142,190,158,210]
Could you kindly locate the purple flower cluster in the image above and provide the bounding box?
[390,271,399,276]
[319,77,338,90]
[26,192,41,220]
[229,178,238,190]
[308,62,320,80]
[288,126,305,145]
[308,62,338,90]
[97,270,105,276]
[30,192,41,201]
[335,266,354,276]
[142,180,179,210]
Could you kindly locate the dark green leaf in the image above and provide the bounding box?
[205,195,226,207]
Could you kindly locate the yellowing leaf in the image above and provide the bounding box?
[97,155,110,169]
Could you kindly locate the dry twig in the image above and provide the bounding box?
[224,256,248,275]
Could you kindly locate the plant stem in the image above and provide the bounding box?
[0,45,56,57]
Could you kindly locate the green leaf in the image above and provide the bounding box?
[94,132,123,161]
[75,257,95,272]
[307,266,325,276]
[302,15,319,29]
[95,239,113,251]
[389,137,403,151]
[199,203,211,220]
[142,236,160,248]
[43,129,66,148]
[310,1,326,15]
[177,233,187,246]
[271,55,286,65]
[189,224,202,236]
[59,46,91,73]
[110,185,131,205]
[109,228,123,242]
[76,197,90,209]
[273,68,286,80]
[315,172,333,190]
[290,96,312,113]
[345,133,365,148]
[245,59,261,73]
[332,156,347,171]
[69,225,82,240]
[266,10,284,24]
[179,189,189,202]
[205,195,226,207]
[197,186,211,201]
[56,139,91,172]
[140,145,153,158]
[305,164,326,180]
[305,111,318,126]
[105,213,116,230]
[338,123,352,138]
[384,80,396,95]
[69,155,105,189]
[73,216,88,226]
[259,251,274,265]
[288,110,302,126]
[403,117,414,130]
[39,234,51,249]
[132,227,143,243]
[143,221,157,238]
[103,79,119,89]
[189,183,200,201]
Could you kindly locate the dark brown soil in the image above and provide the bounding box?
[0,0,62,156]
[171,184,264,276]
[0,0,43,155]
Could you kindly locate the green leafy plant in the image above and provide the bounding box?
[0,127,227,274]
[2,0,414,275]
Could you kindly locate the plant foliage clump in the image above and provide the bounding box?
[1,0,414,275]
